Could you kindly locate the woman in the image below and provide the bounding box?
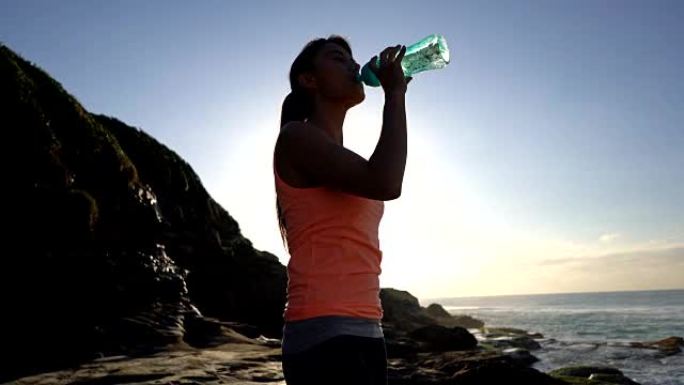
[274,34,411,385]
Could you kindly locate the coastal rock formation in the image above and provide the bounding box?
[1,41,286,382]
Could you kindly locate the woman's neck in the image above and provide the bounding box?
[307,99,347,146]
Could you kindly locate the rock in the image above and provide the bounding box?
[182,315,262,348]
[100,114,289,339]
[483,326,544,339]
[385,350,564,385]
[385,336,421,359]
[408,324,478,352]
[426,303,486,329]
[8,337,562,385]
[487,336,542,351]
[380,288,435,332]
[0,42,287,382]
[548,366,642,385]
[589,373,641,384]
[380,288,485,333]
[549,366,624,377]
[449,315,486,329]
[502,347,539,366]
[8,342,286,385]
[426,302,453,318]
[476,326,544,352]
[629,336,683,356]
[254,335,282,348]
[435,351,563,385]
[450,364,564,385]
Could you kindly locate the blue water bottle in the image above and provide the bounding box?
[359,34,450,87]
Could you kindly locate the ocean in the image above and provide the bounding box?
[421,289,684,385]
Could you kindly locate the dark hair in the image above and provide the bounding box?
[276,34,353,253]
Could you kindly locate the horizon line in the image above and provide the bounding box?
[419,287,684,303]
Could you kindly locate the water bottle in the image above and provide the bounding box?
[358,34,450,87]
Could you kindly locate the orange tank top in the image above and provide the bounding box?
[273,150,385,322]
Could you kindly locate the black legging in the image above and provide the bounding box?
[281,334,388,385]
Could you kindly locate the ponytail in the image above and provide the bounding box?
[280,89,312,128]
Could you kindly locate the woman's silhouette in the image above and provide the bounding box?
[274,34,411,385]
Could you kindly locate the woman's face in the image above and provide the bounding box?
[302,42,365,108]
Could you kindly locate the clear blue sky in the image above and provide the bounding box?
[3,0,682,298]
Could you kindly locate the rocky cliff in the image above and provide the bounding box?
[1,42,286,381]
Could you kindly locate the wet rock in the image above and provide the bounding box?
[483,326,544,339]
[502,347,539,366]
[549,366,642,385]
[474,326,545,353]
[629,336,683,356]
[549,365,624,377]
[588,373,641,384]
[487,335,542,350]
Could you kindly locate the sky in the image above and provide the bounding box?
[2,0,682,300]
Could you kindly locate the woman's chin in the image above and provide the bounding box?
[354,88,366,102]
[349,94,365,108]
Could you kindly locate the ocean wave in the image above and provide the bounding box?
[443,305,484,311]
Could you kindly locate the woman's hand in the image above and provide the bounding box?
[368,45,413,95]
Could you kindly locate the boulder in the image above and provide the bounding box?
[408,324,478,352]
[549,366,641,385]
[380,288,485,332]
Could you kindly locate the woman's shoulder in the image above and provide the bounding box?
[275,122,321,189]
[279,120,318,140]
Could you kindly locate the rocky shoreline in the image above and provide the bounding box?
[8,288,682,384]
[1,42,681,385]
